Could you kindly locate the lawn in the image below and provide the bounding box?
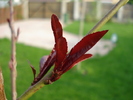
[0,21,133,100]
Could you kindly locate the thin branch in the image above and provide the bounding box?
[8,0,18,100]
[0,68,7,100]
[17,0,129,99]
[17,73,52,100]
[88,0,129,34]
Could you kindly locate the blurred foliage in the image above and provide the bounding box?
[128,0,133,4]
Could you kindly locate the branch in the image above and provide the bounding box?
[17,72,52,100]
[0,68,7,100]
[88,0,129,34]
[8,0,19,100]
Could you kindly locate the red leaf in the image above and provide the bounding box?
[40,55,49,71]
[28,61,36,80]
[73,54,92,64]
[69,30,108,57]
[51,14,68,70]
[39,50,56,76]
[51,14,63,43]
[55,37,67,70]
[62,54,92,73]
[32,50,56,85]
[61,30,108,73]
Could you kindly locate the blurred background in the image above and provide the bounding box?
[0,0,133,100]
[0,0,133,23]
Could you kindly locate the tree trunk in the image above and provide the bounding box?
[0,68,7,100]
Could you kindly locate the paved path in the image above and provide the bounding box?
[0,19,114,56]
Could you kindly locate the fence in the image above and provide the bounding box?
[1,2,133,23]
[0,5,23,24]
[29,2,133,22]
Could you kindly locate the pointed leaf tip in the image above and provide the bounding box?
[55,37,67,69]
[69,30,108,56]
[28,61,36,80]
[51,14,63,43]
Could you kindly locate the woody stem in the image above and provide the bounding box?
[8,0,17,100]
[88,0,129,34]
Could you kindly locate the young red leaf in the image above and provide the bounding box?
[55,37,67,69]
[31,50,56,85]
[40,55,49,71]
[60,30,108,74]
[72,54,92,66]
[69,30,108,57]
[62,54,92,73]
[28,61,36,80]
[38,50,56,77]
[51,14,63,43]
[51,14,68,70]
[31,14,109,85]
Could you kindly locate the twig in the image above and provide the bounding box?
[17,0,129,99]
[8,0,18,100]
[0,68,7,100]
[17,72,52,100]
[88,0,129,34]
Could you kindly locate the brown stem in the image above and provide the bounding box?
[17,73,52,100]
[0,68,7,100]
[8,0,18,100]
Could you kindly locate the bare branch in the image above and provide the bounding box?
[16,28,20,41]
[88,0,129,34]
[8,0,18,100]
[17,71,53,100]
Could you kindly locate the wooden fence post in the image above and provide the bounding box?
[0,68,7,100]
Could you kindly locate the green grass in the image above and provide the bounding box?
[0,22,133,100]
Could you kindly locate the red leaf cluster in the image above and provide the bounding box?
[31,14,108,85]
